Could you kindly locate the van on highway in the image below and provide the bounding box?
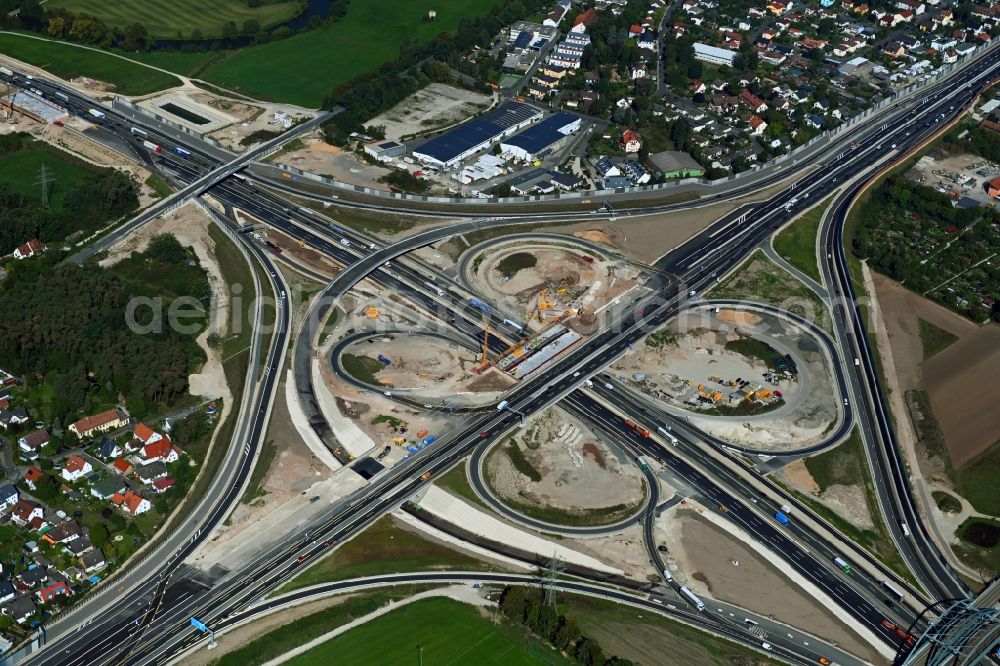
[340,238,351,247]
[761,643,773,651]
[584,379,594,388]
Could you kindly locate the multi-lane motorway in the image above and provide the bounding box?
[2,42,998,665]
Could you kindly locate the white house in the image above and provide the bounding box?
[60,455,93,483]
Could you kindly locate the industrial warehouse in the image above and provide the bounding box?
[499,111,581,162]
[410,101,543,169]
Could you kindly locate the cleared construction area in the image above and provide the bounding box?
[483,407,647,527]
[612,308,840,452]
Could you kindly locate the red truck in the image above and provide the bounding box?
[624,418,651,438]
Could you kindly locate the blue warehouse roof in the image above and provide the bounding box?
[502,112,578,154]
[414,102,541,164]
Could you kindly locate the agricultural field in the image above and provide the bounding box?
[42,0,301,38]
[0,33,180,95]
[198,0,504,107]
[285,597,572,666]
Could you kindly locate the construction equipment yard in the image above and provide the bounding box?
[612,307,842,452]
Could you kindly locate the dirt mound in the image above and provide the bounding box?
[716,310,763,326]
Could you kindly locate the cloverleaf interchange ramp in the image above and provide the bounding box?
[2,39,999,666]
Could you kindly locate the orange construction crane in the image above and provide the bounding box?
[481,317,490,366]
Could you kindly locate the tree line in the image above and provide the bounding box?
[0,134,139,255]
[498,586,637,666]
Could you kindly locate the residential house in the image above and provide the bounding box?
[141,439,178,464]
[151,477,176,494]
[42,521,81,546]
[112,458,133,476]
[112,490,151,515]
[90,476,126,501]
[17,429,49,457]
[79,549,106,574]
[13,238,45,260]
[17,566,47,588]
[622,159,651,184]
[883,41,905,57]
[0,408,29,429]
[98,436,122,459]
[10,500,43,527]
[749,115,768,135]
[740,90,769,114]
[620,129,642,153]
[36,580,72,603]
[0,581,14,605]
[136,461,168,485]
[68,408,127,439]
[594,156,621,178]
[0,483,18,511]
[1,595,37,623]
[63,535,93,558]
[23,466,42,490]
[602,175,632,189]
[61,454,93,483]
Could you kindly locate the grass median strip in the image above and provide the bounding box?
[773,196,830,284]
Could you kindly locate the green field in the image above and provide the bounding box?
[918,318,958,361]
[0,33,180,95]
[215,587,439,666]
[773,196,830,283]
[42,0,301,38]
[954,439,1000,517]
[286,597,572,666]
[278,515,491,593]
[0,140,94,211]
[199,0,504,106]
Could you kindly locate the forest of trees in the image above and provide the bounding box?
[0,235,208,421]
[498,587,637,666]
[0,134,138,254]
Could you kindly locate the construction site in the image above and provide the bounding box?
[482,407,648,526]
[612,307,842,452]
[464,239,641,334]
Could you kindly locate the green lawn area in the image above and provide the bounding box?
[198,0,504,106]
[286,597,572,666]
[804,429,867,492]
[724,337,783,370]
[43,0,301,38]
[918,318,958,361]
[215,587,439,666]
[773,196,830,283]
[340,353,384,385]
[954,439,1000,517]
[954,517,1000,575]
[277,515,493,593]
[932,490,962,513]
[0,33,180,95]
[799,429,914,582]
[0,140,93,211]
[435,461,491,509]
[708,249,830,332]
